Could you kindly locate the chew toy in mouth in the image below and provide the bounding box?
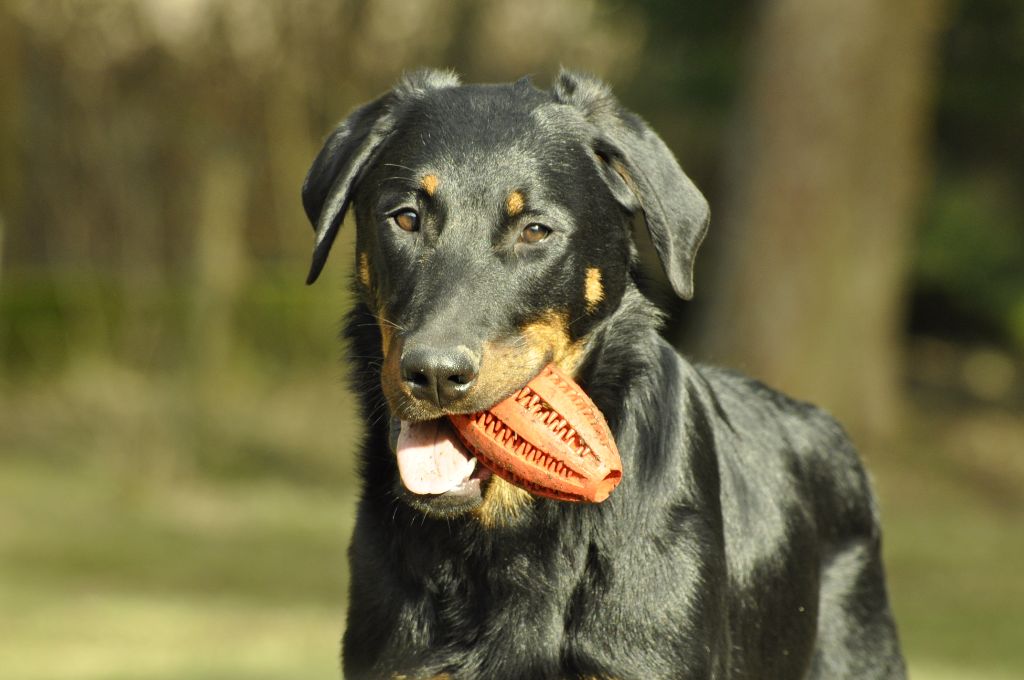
[449,363,622,503]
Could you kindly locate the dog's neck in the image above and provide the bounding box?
[571,283,669,436]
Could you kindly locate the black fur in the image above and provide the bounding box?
[302,69,905,680]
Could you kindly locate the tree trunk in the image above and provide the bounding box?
[699,0,945,442]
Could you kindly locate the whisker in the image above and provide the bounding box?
[381,162,417,172]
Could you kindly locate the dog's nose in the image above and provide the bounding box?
[401,344,479,407]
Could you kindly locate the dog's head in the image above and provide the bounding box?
[303,69,708,520]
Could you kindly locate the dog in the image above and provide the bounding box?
[301,69,906,680]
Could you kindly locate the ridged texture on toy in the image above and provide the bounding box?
[449,364,622,503]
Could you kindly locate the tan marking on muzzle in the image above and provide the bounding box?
[584,267,604,313]
[378,305,397,364]
[506,190,525,217]
[379,312,587,429]
[421,173,439,196]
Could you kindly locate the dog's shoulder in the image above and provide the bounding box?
[684,360,881,540]
[691,362,849,446]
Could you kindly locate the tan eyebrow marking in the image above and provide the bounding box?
[584,267,604,312]
[420,174,439,196]
[506,190,525,217]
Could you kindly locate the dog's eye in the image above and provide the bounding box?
[392,210,419,232]
[520,223,551,244]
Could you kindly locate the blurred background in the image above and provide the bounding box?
[0,0,1021,678]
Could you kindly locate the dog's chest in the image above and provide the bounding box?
[386,546,606,678]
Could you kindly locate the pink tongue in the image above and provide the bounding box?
[396,419,477,495]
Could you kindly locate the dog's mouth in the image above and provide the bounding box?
[393,418,494,494]
[389,417,493,507]
[379,327,580,515]
[383,357,545,512]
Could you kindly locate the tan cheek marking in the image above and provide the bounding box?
[380,322,394,360]
[521,310,588,376]
[362,257,392,361]
[421,173,439,196]
[358,252,371,288]
[584,267,604,313]
[521,311,570,356]
[559,339,588,376]
[379,325,404,411]
[470,339,545,417]
[506,190,525,216]
[377,305,396,362]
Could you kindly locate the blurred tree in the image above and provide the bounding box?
[0,3,16,302]
[698,0,946,441]
[911,0,1024,350]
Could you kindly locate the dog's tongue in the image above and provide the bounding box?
[396,419,477,495]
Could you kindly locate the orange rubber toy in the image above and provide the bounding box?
[449,364,622,503]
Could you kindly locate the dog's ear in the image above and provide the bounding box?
[302,69,460,284]
[552,70,710,300]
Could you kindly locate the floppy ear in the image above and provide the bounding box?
[301,69,460,284]
[552,70,710,300]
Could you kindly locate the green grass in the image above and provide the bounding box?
[0,349,361,679]
[0,460,354,680]
[1,359,1021,679]
[872,404,1024,679]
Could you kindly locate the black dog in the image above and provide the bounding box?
[302,69,906,680]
